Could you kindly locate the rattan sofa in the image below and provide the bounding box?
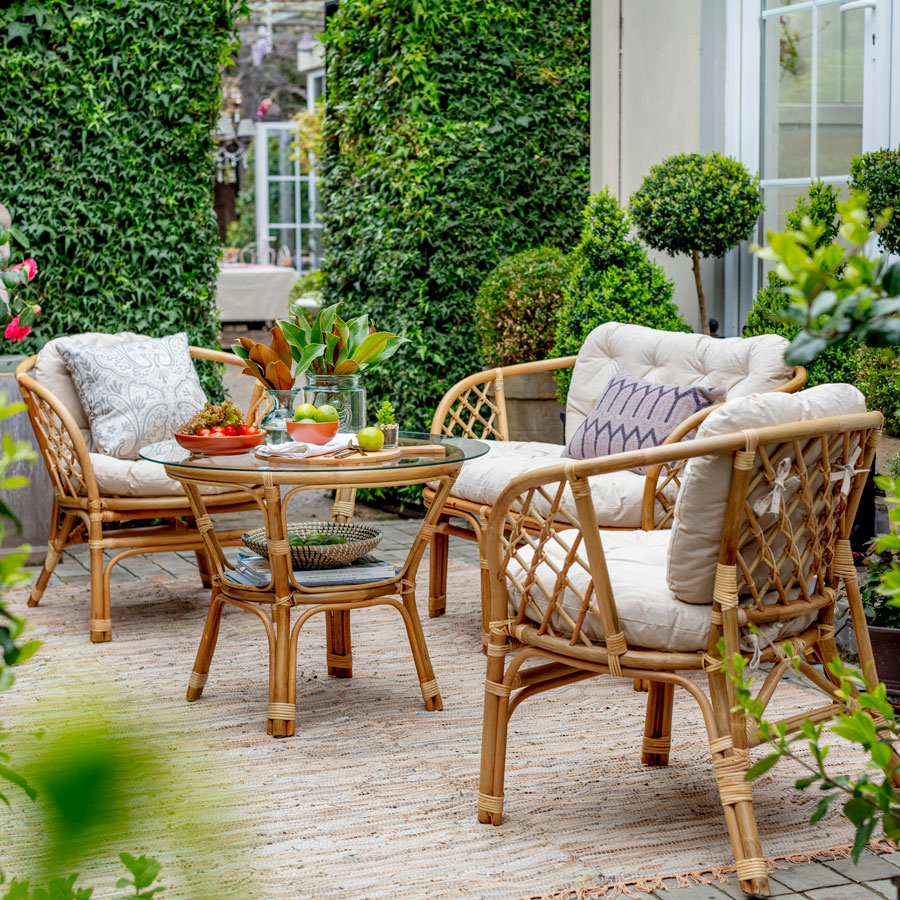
[16,332,263,642]
[477,383,892,898]
[425,323,806,646]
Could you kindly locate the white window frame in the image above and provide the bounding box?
[724,0,898,334]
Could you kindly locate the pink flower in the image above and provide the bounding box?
[4,315,31,342]
[11,258,37,281]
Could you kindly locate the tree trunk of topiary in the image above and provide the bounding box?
[691,249,710,336]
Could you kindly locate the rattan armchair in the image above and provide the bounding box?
[425,324,806,648]
[477,386,895,898]
[16,344,263,642]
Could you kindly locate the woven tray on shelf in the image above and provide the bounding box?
[241,521,383,570]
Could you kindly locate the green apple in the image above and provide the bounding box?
[294,403,318,422]
[357,426,385,452]
[315,404,340,423]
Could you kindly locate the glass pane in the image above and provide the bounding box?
[268,180,296,226]
[762,9,812,180]
[265,227,297,268]
[267,130,297,177]
[764,1,802,10]
[816,6,864,176]
[298,228,311,272]
[309,228,323,271]
[759,184,811,283]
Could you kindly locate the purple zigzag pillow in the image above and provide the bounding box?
[563,373,725,473]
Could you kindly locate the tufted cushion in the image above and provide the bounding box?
[32,331,144,450]
[667,383,867,604]
[89,453,234,497]
[563,373,724,473]
[57,332,207,460]
[508,529,810,651]
[565,323,792,442]
[432,440,673,528]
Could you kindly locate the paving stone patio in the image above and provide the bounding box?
[23,499,898,900]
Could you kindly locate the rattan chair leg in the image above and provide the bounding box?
[428,520,450,618]
[641,680,674,766]
[88,516,111,643]
[478,633,509,825]
[194,549,214,590]
[28,509,77,607]
[187,587,225,701]
[398,583,442,711]
[326,610,353,678]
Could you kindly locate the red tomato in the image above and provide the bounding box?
[208,431,226,438]
[210,426,226,433]
[237,424,258,436]
[196,428,211,437]
[223,425,237,436]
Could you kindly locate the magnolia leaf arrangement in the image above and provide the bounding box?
[277,302,408,377]
[231,326,296,390]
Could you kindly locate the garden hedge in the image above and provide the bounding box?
[0,1,242,396]
[319,0,590,433]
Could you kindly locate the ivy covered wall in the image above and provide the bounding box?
[319,0,591,432]
[0,1,241,394]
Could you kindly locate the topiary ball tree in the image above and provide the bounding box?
[474,246,573,368]
[850,147,900,255]
[629,152,764,335]
[551,189,689,399]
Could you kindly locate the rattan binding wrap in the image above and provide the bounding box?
[241,521,382,570]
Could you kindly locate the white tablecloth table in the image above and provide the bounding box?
[216,264,298,322]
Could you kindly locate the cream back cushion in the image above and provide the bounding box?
[666,383,867,605]
[565,323,793,442]
[33,331,143,450]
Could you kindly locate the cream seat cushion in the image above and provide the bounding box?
[565,323,793,441]
[508,529,809,652]
[33,332,143,450]
[89,453,234,498]
[667,383,868,604]
[435,440,666,528]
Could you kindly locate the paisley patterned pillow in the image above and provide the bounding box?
[58,332,207,460]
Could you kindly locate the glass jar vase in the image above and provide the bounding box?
[260,388,301,443]
[303,374,366,433]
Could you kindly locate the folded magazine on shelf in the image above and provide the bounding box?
[225,553,397,588]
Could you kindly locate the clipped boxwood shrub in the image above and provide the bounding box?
[744,180,860,387]
[850,147,900,255]
[319,0,590,436]
[475,247,573,368]
[629,152,763,336]
[0,1,241,397]
[858,348,900,434]
[552,189,689,399]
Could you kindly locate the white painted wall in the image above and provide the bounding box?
[590,0,727,332]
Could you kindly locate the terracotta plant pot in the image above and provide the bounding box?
[869,624,900,705]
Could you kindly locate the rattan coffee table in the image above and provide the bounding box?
[140,433,488,737]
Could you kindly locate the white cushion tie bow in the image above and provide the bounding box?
[752,457,800,516]
[829,445,868,497]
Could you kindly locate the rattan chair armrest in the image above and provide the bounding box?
[429,356,577,438]
[775,366,807,393]
[15,371,101,501]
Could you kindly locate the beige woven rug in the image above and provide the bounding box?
[3,564,895,899]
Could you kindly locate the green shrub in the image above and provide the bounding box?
[0,1,242,398]
[319,0,590,438]
[474,247,573,368]
[744,180,859,387]
[552,189,689,399]
[859,348,900,434]
[850,147,900,255]
[629,152,764,335]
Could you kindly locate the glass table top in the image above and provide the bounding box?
[139,432,489,475]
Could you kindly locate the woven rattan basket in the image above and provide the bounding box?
[241,521,383,570]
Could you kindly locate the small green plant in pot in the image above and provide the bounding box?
[278,302,408,432]
[375,399,398,449]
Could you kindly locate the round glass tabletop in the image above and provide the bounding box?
[139,432,489,476]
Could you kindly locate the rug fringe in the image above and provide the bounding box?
[515,838,898,899]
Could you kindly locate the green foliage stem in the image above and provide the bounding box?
[474,247,573,368]
[319,0,590,440]
[551,190,689,399]
[0,1,245,397]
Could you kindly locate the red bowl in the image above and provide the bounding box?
[174,430,266,455]
[285,419,339,444]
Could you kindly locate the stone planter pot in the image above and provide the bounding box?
[493,370,565,444]
[868,624,900,705]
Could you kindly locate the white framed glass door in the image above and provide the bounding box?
[725,0,896,332]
